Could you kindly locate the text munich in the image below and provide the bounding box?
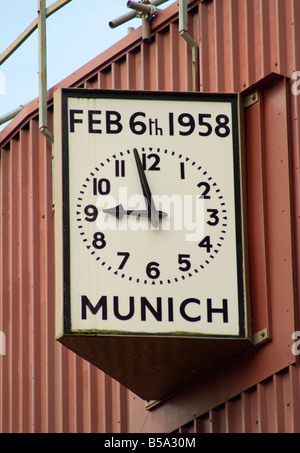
[81,295,229,323]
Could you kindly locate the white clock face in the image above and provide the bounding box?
[76,146,228,285]
[59,90,247,339]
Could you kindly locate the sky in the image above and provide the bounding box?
[0,0,172,130]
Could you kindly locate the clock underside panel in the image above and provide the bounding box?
[58,334,251,401]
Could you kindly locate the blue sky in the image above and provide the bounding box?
[0,0,171,129]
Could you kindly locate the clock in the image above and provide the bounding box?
[76,146,228,286]
[55,89,247,340]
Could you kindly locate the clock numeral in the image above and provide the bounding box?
[142,153,160,171]
[180,162,185,180]
[215,115,230,138]
[115,159,125,177]
[198,236,213,253]
[207,209,219,226]
[92,232,106,249]
[169,112,174,135]
[198,182,210,199]
[93,178,111,195]
[198,114,212,136]
[178,113,195,136]
[178,254,191,272]
[117,252,130,269]
[146,261,160,279]
[84,204,98,222]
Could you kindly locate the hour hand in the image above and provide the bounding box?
[103,204,167,220]
[133,148,159,228]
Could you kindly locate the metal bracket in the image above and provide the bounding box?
[127,0,158,19]
[252,327,268,345]
[127,0,158,41]
[145,399,160,410]
[244,91,259,108]
[109,0,169,39]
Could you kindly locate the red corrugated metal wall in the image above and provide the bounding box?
[1,0,300,432]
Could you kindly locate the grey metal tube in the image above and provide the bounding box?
[38,0,54,143]
[179,0,198,92]
[109,0,169,29]
[109,11,136,29]
[0,105,26,126]
[152,0,169,6]
[127,1,157,15]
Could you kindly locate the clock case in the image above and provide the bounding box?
[54,88,251,401]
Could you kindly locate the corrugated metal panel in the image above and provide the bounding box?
[173,365,300,433]
[1,0,300,432]
[0,117,130,433]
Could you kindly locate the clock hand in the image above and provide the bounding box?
[133,148,159,228]
[103,204,167,220]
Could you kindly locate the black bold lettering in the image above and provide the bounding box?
[113,296,134,320]
[106,111,123,134]
[141,297,162,321]
[81,295,107,320]
[70,109,83,132]
[168,297,174,322]
[129,112,146,135]
[207,298,228,323]
[149,118,163,136]
[88,110,102,133]
[180,298,201,322]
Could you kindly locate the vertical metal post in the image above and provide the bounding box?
[38,0,54,143]
[142,0,151,41]
[179,0,198,91]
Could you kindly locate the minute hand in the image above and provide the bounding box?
[133,148,159,227]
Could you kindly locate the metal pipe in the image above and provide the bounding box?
[149,0,169,7]
[127,1,157,16]
[0,105,26,126]
[38,0,54,143]
[109,11,136,29]
[109,0,169,29]
[179,0,198,92]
